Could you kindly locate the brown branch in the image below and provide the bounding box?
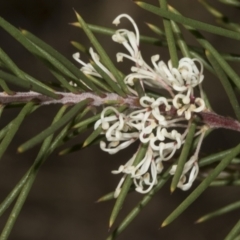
[0,91,140,108]
[0,91,239,133]
[198,111,240,132]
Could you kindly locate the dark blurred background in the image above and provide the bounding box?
[0,0,240,239]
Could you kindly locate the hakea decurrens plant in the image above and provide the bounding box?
[72,14,210,197]
[0,13,238,198]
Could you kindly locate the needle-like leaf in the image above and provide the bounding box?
[170,123,196,192]
[96,192,116,203]
[170,20,191,58]
[206,50,240,121]
[70,41,88,53]
[135,1,240,40]
[196,200,240,223]
[199,149,233,167]
[0,102,35,160]
[162,143,240,227]
[158,0,178,67]
[0,79,14,95]
[224,219,240,240]
[21,30,102,94]
[0,105,67,240]
[18,99,90,152]
[74,11,128,96]
[219,0,240,7]
[145,22,165,37]
[82,126,102,147]
[90,61,124,95]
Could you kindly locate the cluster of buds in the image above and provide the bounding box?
[73,14,208,197]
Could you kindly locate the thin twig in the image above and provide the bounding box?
[1,91,240,132]
[0,91,139,108]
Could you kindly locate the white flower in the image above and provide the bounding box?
[73,48,118,90]
[94,93,206,195]
[111,15,205,97]
[156,58,204,92]
[173,94,206,120]
[170,155,199,191]
[73,52,100,77]
[133,148,158,194]
[73,13,207,196]
[112,14,140,60]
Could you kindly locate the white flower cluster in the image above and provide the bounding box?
[94,95,206,196]
[73,14,207,197]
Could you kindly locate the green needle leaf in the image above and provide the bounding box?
[0,70,59,99]
[62,125,89,143]
[135,2,240,40]
[82,126,102,147]
[18,99,90,153]
[133,79,145,98]
[206,50,240,121]
[73,106,93,124]
[210,179,240,186]
[21,30,74,78]
[84,74,112,92]
[49,68,80,93]
[58,143,85,156]
[0,123,10,142]
[72,18,240,64]
[71,22,115,36]
[0,47,58,96]
[197,34,240,91]
[162,143,240,227]
[221,54,240,62]
[74,11,129,96]
[0,106,67,240]
[0,14,94,94]
[109,143,148,228]
[145,22,165,37]
[199,0,224,18]
[0,171,29,218]
[96,191,115,203]
[70,41,88,53]
[196,200,240,223]
[219,0,240,7]
[199,149,233,167]
[170,20,191,58]
[170,123,196,193]
[0,47,27,80]
[72,20,169,47]
[21,30,102,94]
[90,61,124,96]
[0,102,35,160]
[0,49,59,99]
[21,29,78,75]
[0,79,14,95]
[0,106,67,221]
[224,219,240,240]
[200,0,240,32]
[158,0,178,67]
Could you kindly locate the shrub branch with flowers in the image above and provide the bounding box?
[74,14,207,196]
[0,0,240,239]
